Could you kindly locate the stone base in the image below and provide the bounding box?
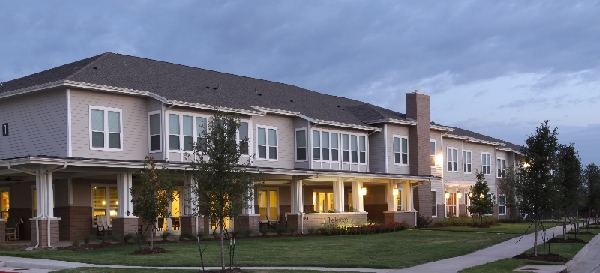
[180,216,205,236]
[54,206,93,241]
[112,217,139,241]
[384,211,417,228]
[234,214,259,235]
[29,218,60,248]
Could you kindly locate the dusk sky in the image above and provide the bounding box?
[1,1,598,166]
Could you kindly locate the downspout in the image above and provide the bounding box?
[384,124,389,173]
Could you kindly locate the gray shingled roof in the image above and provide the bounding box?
[0,52,520,151]
[448,127,523,152]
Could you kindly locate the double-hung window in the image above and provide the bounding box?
[312,131,320,160]
[322,132,330,161]
[182,115,194,151]
[431,190,437,217]
[331,133,339,161]
[169,114,181,150]
[257,126,277,160]
[351,135,358,163]
[447,147,458,172]
[196,117,207,152]
[148,112,161,152]
[497,158,506,178]
[90,106,122,150]
[295,129,307,161]
[463,150,472,173]
[237,122,249,155]
[482,153,491,175]
[393,136,409,165]
[359,136,366,163]
[498,194,506,215]
[342,134,350,162]
[430,140,436,166]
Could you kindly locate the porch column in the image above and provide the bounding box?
[242,186,255,214]
[408,182,415,211]
[290,177,303,213]
[116,172,134,217]
[113,172,138,241]
[235,184,259,234]
[333,178,344,212]
[351,180,364,212]
[181,174,203,236]
[31,167,60,247]
[386,181,397,212]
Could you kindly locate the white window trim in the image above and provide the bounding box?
[295,127,308,162]
[148,110,162,153]
[396,188,404,211]
[311,129,342,163]
[482,152,492,176]
[89,106,123,151]
[431,189,437,218]
[258,187,280,221]
[498,194,506,215]
[256,124,278,161]
[393,135,409,166]
[463,150,472,174]
[430,139,436,166]
[91,184,118,228]
[447,147,458,172]
[496,157,506,178]
[340,132,368,166]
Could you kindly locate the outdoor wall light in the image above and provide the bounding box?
[393,188,399,196]
[360,187,367,196]
[102,200,106,205]
[435,154,443,166]
[444,192,449,199]
[457,192,462,199]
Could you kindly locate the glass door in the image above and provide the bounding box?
[258,189,279,221]
[446,192,457,217]
[0,189,9,220]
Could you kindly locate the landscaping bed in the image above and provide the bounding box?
[513,253,568,262]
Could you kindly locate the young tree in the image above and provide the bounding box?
[497,166,519,220]
[554,144,582,239]
[584,163,600,223]
[468,171,494,224]
[130,157,178,250]
[516,120,558,256]
[187,111,259,270]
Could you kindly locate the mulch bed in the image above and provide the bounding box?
[132,247,168,255]
[567,231,594,235]
[199,269,242,273]
[547,237,586,244]
[513,253,569,262]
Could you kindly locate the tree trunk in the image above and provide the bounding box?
[150,223,155,250]
[219,217,225,271]
[563,210,567,240]
[534,219,539,256]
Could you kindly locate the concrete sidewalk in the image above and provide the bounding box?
[0,224,596,273]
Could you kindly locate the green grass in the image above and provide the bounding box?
[0,230,517,269]
[460,228,600,273]
[427,221,560,234]
[54,269,357,273]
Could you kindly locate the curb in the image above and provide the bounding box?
[565,233,600,270]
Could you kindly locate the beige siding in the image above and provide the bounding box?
[0,89,68,159]
[369,125,385,173]
[252,114,295,169]
[70,89,148,160]
[147,98,164,160]
[386,125,411,174]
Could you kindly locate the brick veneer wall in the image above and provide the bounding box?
[30,219,59,247]
[384,211,416,227]
[406,91,431,176]
[234,214,260,235]
[414,182,432,219]
[180,216,204,236]
[0,220,5,244]
[54,206,92,241]
[112,217,140,241]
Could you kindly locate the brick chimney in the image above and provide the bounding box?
[406,90,431,176]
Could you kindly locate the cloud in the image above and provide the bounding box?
[499,98,548,109]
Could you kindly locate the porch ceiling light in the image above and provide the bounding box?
[392,188,399,196]
[444,192,449,199]
[457,192,462,199]
[360,187,367,196]
[102,200,106,205]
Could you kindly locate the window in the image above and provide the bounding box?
[238,122,249,155]
[430,140,436,166]
[497,158,506,178]
[393,136,409,165]
[149,112,161,152]
[92,186,118,226]
[295,129,307,161]
[312,130,320,160]
[447,147,458,172]
[258,189,279,221]
[182,115,194,151]
[498,194,506,215]
[359,136,366,163]
[168,114,180,150]
[431,191,437,217]
[331,133,339,161]
[342,134,350,162]
[0,189,8,220]
[196,117,207,152]
[90,106,122,150]
[482,153,491,175]
[463,150,472,173]
[322,132,330,161]
[257,126,277,160]
[396,188,403,211]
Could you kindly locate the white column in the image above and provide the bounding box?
[291,177,304,213]
[243,186,255,214]
[351,180,364,212]
[403,182,411,211]
[184,174,198,215]
[333,178,344,212]
[117,172,134,217]
[386,181,396,211]
[46,171,54,218]
[35,167,55,218]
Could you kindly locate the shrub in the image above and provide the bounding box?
[123,233,135,243]
[417,214,433,228]
[179,231,196,241]
[231,227,252,238]
[161,229,173,241]
[82,233,95,245]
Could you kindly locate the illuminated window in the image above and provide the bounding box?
[0,190,9,220]
[92,186,118,226]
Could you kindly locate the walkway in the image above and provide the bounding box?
[0,225,598,273]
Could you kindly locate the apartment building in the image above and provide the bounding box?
[0,53,520,246]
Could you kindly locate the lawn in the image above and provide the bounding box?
[0,230,517,269]
[54,269,357,273]
[426,221,560,234]
[460,228,600,273]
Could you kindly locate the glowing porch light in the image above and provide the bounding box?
[360,187,367,196]
[457,192,462,199]
[392,188,399,196]
[444,192,450,199]
[435,154,443,166]
[102,200,106,205]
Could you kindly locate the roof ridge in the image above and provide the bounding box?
[65,52,111,81]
